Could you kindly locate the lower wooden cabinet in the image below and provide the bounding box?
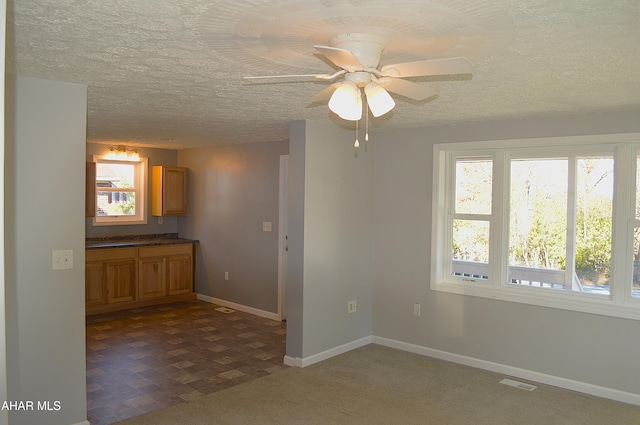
[106,259,136,303]
[85,244,196,315]
[168,255,192,295]
[138,257,167,299]
[85,261,107,307]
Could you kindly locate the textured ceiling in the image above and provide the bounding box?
[6,0,640,149]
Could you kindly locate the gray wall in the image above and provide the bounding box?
[5,76,88,425]
[372,110,640,395]
[177,140,288,314]
[287,120,374,359]
[86,143,179,238]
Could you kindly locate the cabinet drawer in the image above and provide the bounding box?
[86,248,137,262]
[139,244,192,258]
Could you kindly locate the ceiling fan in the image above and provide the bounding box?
[244,33,473,122]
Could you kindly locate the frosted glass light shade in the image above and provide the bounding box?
[328,81,362,121]
[364,82,395,117]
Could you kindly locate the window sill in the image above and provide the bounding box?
[431,280,640,321]
[92,217,148,226]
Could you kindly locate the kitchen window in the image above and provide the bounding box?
[93,156,147,225]
[431,134,640,320]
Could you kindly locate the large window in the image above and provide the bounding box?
[93,156,147,226]
[431,134,640,320]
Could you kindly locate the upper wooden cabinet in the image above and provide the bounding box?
[86,162,96,217]
[152,166,188,216]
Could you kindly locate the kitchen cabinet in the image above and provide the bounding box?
[86,248,136,308]
[106,259,136,303]
[168,253,193,295]
[85,260,106,307]
[152,166,188,216]
[138,244,193,298]
[138,257,167,299]
[85,162,96,217]
[85,243,195,315]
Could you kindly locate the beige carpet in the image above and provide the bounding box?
[114,344,640,425]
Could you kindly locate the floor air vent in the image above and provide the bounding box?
[214,307,236,314]
[499,378,538,391]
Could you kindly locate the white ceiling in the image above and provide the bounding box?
[6,0,640,149]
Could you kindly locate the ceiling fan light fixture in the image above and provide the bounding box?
[364,82,395,117]
[328,81,362,121]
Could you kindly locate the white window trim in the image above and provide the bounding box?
[431,133,640,321]
[92,154,148,226]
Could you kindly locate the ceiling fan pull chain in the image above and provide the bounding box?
[365,106,369,142]
[354,118,360,148]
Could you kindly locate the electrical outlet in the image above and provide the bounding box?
[348,300,357,313]
[413,303,421,317]
[224,272,229,281]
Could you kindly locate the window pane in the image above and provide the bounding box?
[575,157,613,296]
[455,158,492,215]
[509,159,567,289]
[452,219,490,280]
[97,191,136,216]
[96,162,135,189]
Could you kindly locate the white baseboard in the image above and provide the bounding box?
[196,294,280,321]
[283,355,303,367]
[372,336,640,407]
[284,336,372,368]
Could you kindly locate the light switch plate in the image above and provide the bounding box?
[52,250,73,270]
[262,221,272,232]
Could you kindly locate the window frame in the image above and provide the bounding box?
[92,154,148,226]
[431,133,640,321]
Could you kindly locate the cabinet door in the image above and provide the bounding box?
[152,166,188,216]
[106,259,136,304]
[163,167,188,215]
[85,162,96,217]
[167,255,192,295]
[85,261,106,307]
[138,258,167,299]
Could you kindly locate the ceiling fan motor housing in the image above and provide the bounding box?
[329,33,385,68]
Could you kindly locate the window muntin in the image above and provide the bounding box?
[432,136,640,320]
[93,157,147,225]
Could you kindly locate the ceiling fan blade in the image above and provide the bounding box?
[314,45,364,72]
[309,83,340,103]
[243,70,345,81]
[380,57,473,78]
[378,78,438,101]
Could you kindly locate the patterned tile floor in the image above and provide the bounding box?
[86,301,287,425]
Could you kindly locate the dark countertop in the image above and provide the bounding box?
[86,233,199,250]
